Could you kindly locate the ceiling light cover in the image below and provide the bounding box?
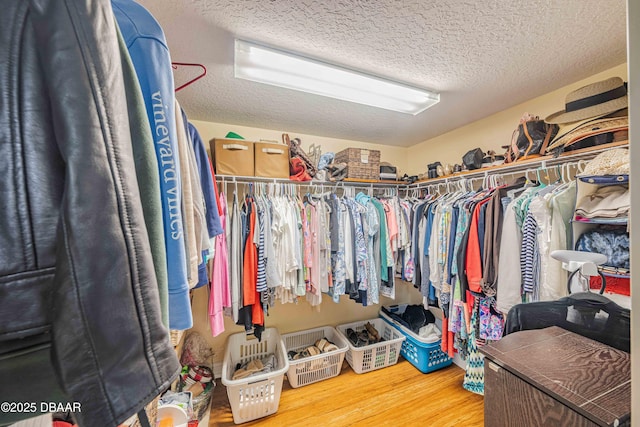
[234,39,440,115]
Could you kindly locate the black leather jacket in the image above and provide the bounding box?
[0,0,180,425]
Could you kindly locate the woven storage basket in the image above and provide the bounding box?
[128,394,159,427]
[282,326,349,388]
[335,148,381,180]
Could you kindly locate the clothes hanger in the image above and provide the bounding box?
[172,62,207,92]
[536,167,547,188]
[524,169,535,186]
[553,165,562,185]
[564,162,572,183]
[577,159,587,175]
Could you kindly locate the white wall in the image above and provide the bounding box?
[186,62,633,368]
[406,63,628,175]
[191,120,409,177]
[188,121,420,364]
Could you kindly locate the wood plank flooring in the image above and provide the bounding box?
[208,359,484,426]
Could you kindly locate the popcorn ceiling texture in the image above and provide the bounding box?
[140,0,626,147]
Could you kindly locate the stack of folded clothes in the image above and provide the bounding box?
[575,185,629,222]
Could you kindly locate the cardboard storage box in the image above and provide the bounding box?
[254,141,290,178]
[210,138,254,176]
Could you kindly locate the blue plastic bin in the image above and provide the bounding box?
[380,305,452,374]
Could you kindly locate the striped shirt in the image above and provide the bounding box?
[520,211,539,297]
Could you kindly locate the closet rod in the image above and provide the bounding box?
[215,174,403,188]
[215,141,626,191]
[408,141,628,189]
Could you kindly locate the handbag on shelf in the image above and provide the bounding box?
[462,148,484,170]
[504,113,558,163]
[283,133,317,177]
[427,161,442,179]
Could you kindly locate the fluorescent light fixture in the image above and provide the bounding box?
[234,39,440,115]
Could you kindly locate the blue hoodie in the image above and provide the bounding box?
[113,0,192,330]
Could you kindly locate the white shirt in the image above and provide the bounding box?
[496,199,524,314]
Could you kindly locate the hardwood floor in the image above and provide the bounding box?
[208,359,484,426]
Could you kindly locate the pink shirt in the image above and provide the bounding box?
[383,200,399,252]
[209,195,230,337]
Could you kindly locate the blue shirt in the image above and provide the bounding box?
[113,0,192,330]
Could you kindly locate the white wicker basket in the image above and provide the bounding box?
[282,326,349,388]
[221,328,289,424]
[336,318,405,374]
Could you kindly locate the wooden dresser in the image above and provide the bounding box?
[480,326,630,427]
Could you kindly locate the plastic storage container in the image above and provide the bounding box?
[335,318,405,374]
[282,326,349,388]
[221,328,289,424]
[379,305,452,374]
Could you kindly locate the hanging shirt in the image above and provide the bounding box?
[482,182,526,297]
[356,193,380,305]
[412,202,426,286]
[262,196,278,289]
[371,198,389,282]
[242,199,257,307]
[255,200,267,293]
[209,195,229,337]
[343,200,356,291]
[465,197,492,294]
[520,210,540,300]
[546,183,577,300]
[334,199,348,300]
[428,203,442,289]
[229,193,242,322]
[187,121,223,239]
[112,0,191,330]
[177,102,210,291]
[345,198,367,288]
[118,36,169,327]
[495,198,522,314]
[446,205,459,286]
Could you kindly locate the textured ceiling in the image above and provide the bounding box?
[138,0,627,147]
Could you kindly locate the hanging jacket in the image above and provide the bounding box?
[465,198,491,294]
[0,0,180,426]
